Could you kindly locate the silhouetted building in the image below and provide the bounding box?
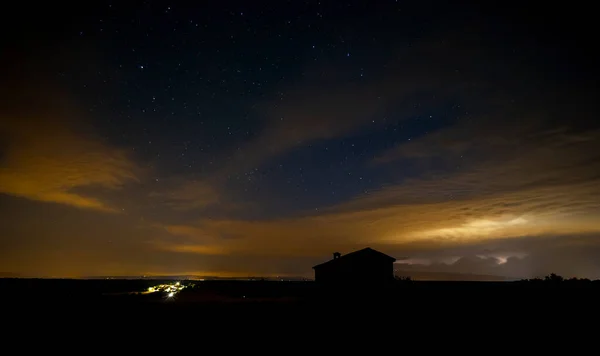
[312,247,396,284]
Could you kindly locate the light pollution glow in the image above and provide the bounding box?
[1,30,599,279]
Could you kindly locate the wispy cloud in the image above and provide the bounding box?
[156,109,600,277]
[207,37,490,179]
[152,38,498,214]
[144,35,599,277]
[148,179,220,211]
[0,73,139,212]
[0,116,138,212]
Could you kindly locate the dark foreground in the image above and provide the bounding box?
[2,278,598,342]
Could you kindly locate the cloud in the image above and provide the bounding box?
[363,125,600,243]
[0,75,139,212]
[210,78,385,180]
[148,179,220,211]
[0,117,138,212]
[153,35,540,216]
[147,33,600,276]
[394,234,600,280]
[154,37,504,215]
[155,108,600,277]
[208,36,494,179]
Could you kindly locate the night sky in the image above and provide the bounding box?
[1,1,599,279]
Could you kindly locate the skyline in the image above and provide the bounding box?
[1,1,599,279]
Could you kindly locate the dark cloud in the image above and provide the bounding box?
[394,234,600,280]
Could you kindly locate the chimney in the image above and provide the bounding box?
[333,252,341,259]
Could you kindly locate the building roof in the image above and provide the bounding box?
[312,247,396,269]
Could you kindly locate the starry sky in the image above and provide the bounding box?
[1,1,599,279]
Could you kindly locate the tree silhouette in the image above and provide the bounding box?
[544,273,564,283]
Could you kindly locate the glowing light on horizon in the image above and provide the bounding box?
[411,216,530,241]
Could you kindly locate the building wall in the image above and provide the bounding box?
[314,259,394,284]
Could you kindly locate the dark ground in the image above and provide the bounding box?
[2,278,597,343]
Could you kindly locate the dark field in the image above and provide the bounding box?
[3,278,599,340]
[3,278,600,311]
